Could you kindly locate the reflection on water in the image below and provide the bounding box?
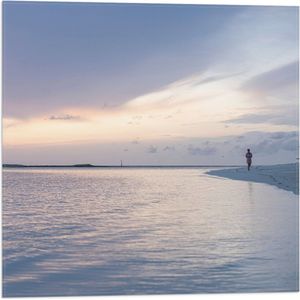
[2,167,299,296]
[248,182,254,206]
[248,182,253,199]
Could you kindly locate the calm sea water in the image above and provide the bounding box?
[3,167,299,296]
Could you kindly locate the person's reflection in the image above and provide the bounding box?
[248,182,254,205]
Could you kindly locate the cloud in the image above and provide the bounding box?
[270,131,298,140]
[224,113,274,124]
[132,115,143,120]
[3,118,23,129]
[48,114,80,121]
[163,146,175,151]
[236,135,244,140]
[131,139,140,144]
[4,5,298,121]
[193,72,244,86]
[244,131,299,155]
[147,145,158,154]
[197,130,299,158]
[187,145,217,156]
[282,139,298,151]
[252,139,280,155]
[224,109,298,126]
[124,69,242,111]
[241,61,299,99]
[4,129,298,165]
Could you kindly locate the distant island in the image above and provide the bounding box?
[3,163,96,168]
[3,164,242,168]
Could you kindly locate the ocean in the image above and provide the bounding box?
[2,167,299,296]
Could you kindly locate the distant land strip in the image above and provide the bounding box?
[3,164,242,168]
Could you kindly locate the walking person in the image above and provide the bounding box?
[246,149,253,171]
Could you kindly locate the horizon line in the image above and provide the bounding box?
[3,163,244,168]
[3,163,298,168]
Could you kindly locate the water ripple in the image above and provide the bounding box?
[3,167,299,296]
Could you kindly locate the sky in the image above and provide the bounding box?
[3,1,299,165]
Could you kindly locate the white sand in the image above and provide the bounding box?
[207,163,299,195]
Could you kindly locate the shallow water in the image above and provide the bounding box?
[2,167,299,296]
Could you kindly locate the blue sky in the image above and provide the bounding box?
[3,2,299,165]
[3,2,244,117]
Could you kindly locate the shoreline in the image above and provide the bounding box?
[206,163,299,195]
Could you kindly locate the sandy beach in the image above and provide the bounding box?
[207,163,299,195]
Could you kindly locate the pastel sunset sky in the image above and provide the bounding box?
[3,2,299,165]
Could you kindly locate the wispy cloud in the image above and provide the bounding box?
[132,115,143,120]
[48,114,81,121]
[124,70,240,111]
[241,61,299,99]
[163,146,175,151]
[252,137,298,154]
[193,72,244,86]
[187,145,217,156]
[270,131,298,140]
[223,112,298,126]
[131,138,140,144]
[233,130,299,156]
[147,145,158,154]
